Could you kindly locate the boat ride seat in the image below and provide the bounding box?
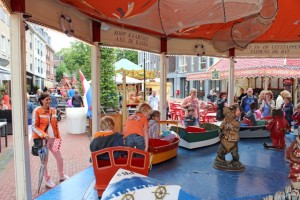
[186,126,207,133]
[91,146,151,197]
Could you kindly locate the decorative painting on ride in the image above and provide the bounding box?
[101,168,198,200]
[213,104,245,172]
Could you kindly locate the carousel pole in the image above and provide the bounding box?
[91,21,101,136]
[11,11,32,199]
[228,48,235,105]
[159,37,167,120]
[122,70,127,130]
[143,51,146,100]
[293,78,298,107]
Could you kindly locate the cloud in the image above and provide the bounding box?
[48,29,75,52]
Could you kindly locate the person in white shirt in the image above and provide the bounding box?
[148,90,159,110]
[276,90,291,109]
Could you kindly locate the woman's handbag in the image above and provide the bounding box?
[31,138,44,156]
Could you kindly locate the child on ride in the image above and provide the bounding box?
[148,110,176,142]
[183,107,197,127]
[89,116,124,154]
[243,102,257,126]
[123,103,152,151]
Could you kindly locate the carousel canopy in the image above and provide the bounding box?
[114,58,158,80]
[5,0,300,57]
[114,58,141,71]
[187,58,300,80]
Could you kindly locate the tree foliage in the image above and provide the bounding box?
[56,42,119,110]
[100,48,119,110]
[115,49,138,64]
[57,41,92,79]
[55,62,69,82]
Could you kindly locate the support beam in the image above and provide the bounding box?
[11,13,32,199]
[293,78,298,106]
[228,49,235,105]
[122,70,127,130]
[159,54,167,120]
[91,43,100,136]
[159,37,167,120]
[92,21,101,42]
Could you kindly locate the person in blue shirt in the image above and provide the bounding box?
[240,88,258,119]
[27,93,35,141]
[68,86,75,98]
[260,90,275,118]
[27,93,35,125]
[50,89,58,109]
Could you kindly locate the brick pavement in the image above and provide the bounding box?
[0,117,92,200]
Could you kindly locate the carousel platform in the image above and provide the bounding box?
[35,135,295,200]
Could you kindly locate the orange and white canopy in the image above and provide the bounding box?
[3,0,300,57]
[187,58,300,81]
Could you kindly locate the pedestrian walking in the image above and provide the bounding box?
[32,92,69,188]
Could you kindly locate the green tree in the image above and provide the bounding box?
[115,49,138,64]
[56,62,70,82]
[100,48,119,110]
[57,42,92,78]
[56,42,119,110]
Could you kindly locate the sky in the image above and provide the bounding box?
[47,29,75,52]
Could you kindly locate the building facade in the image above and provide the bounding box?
[138,51,220,100]
[0,5,11,93]
[167,56,220,100]
[25,25,35,92]
[25,23,56,93]
[45,41,55,89]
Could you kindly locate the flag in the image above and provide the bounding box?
[79,70,93,118]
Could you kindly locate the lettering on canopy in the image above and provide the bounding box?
[238,43,300,57]
[114,30,149,46]
[101,26,161,52]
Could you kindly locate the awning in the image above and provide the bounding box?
[0,66,11,80]
[114,59,141,71]
[114,73,143,84]
[187,58,300,81]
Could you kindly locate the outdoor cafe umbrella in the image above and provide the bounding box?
[37,143,48,194]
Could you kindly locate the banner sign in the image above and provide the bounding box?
[101,25,161,53]
[236,43,300,57]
